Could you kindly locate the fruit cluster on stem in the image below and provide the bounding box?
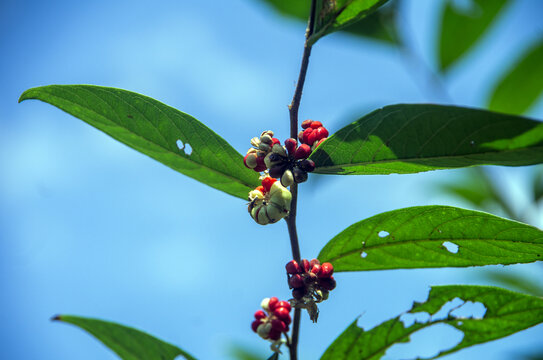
[252,297,293,353]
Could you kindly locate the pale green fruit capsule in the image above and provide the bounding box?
[260,134,273,145]
[257,322,272,339]
[272,143,287,157]
[259,142,271,152]
[265,203,284,223]
[260,130,274,138]
[268,182,292,212]
[250,137,260,147]
[281,169,294,187]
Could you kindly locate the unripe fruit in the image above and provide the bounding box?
[271,319,287,332]
[257,322,272,339]
[311,263,321,275]
[262,177,277,193]
[260,134,272,145]
[252,320,262,332]
[277,301,292,312]
[285,260,302,275]
[299,159,315,172]
[255,185,265,193]
[259,142,271,152]
[261,298,270,311]
[301,119,313,129]
[281,169,294,187]
[274,307,291,322]
[254,156,267,172]
[298,130,304,142]
[254,310,267,320]
[294,144,311,160]
[292,288,306,300]
[310,121,322,129]
[289,274,304,288]
[319,262,334,278]
[269,164,286,179]
[310,258,320,267]
[268,297,279,312]
[268,328,282,341]
[301,259,310,272]
[272,143,287,157]
[315,127,329,140]
[285,138,297,155]
[244,153,257,169]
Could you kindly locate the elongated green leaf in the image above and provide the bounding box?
[19,85,260,200]
[482,269,543,297]
[438,0,509,71]
[488,39,543,115]
[318,205,543,271]
[310,104,543,175]
[53,315,196,360]
[321,285,543,360]
[310,0,390,44]
[255,0,398,44]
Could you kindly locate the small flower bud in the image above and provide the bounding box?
[281,169,294,187]
[294,144,311,160]
[319,262,334,278]
[289,274,304,289]
[284,138,297,155]
[301,119,313,129]
[254,310,267,320]
[285,260,302,275]
[310,121,322,129]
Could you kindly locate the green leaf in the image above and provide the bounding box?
[310,104,543,175]
[310,0,390,44]
[321,285,543,359]
[488,39,543,115]
[53,315,196,360]
[482,269,543,297]
[19,85,260,200]
[255,0,398,44]
[438,0,509,71]
[318,205,543,271]
[533,166,543,202]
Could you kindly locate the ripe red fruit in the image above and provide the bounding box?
[310,121,322,129]
[262,177,277,193]
[311,263,321,275]
[298,130,304,142]
[271,318,287,332]
[274,307,291,322]
[292,288,306,300]
[310,258,320,267]
[271,137,281,146]
[315,127,329,141]
[301,259,310,272]
[289,274,304,288]
[320,262,334,278]
[254,310,267,320]
[320,276,337,291]
[268,328,282,341]
[294,144,311,160]
[285,260,301,274]
[254,156,267,172]
[299,159,315,172]
[277,301,291,312]
[255,185,265,194]
[251,320,262,332]
[268,297,279,311]
[284,138,297,155]
[301,119,313,129]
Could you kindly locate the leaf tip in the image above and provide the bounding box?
[51,314,62,322]
[18,88,35,103]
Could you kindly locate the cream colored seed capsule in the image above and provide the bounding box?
[260,134,273,145]
[259,143,271,152]
[251,137,260,147]
[261,298,270,311]
[281,169,294,187]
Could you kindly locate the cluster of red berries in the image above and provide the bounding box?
[286,259,335,312]
[243,121,328,187]
[251,297,292,342]
[298,120,329,150]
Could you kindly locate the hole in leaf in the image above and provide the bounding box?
[176,140,192,155]
[451,301,486,319]
[360,251,368,258]
[457,321,463,326]
[400,312,430,327]
[442,241,459,254]
[378,230,389,238]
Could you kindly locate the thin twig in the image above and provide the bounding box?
[286,1,317,359]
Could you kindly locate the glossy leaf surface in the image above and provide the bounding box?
[488,39,543,115]
[54,315,196,360]
[19,85,260,199]
[318,206,543,271]
[310,104,543,175]
[438,0,509,71]
[321,285,543,359]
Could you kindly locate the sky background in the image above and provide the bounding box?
[1,0,543,359]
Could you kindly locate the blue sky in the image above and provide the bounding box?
[1,0,543,359]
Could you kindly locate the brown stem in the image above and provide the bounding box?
[286,2,317,360]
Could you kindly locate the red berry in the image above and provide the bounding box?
[277,301,291,312]
[268,297,279,311]
[292,288,306,300]
[320,262,334,278]
[255,185,265,194]
[271,319,287,332]
[286,260,301,275]
[254,156,267,172]
[315,127,329,141]
[301,128,313,145]
[284,138,297,155]
[298,130,304,142]
[311,264,321,275]
[254,310,267,320]
[294,144,311,160]
[251,320,262,332]
[320,276,336,291]
[301,259,310,272]
[289,274,304,288]
[301,119,313,129]
[310,259,320,267]
[310,121,322,129]
[314,138,326,149]
[268,328,282,341]
[271,137,281,146]
[274,307,291,322]
[262,177,277,193]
